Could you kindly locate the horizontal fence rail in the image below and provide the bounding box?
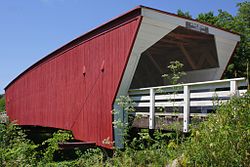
[128,78,248,132]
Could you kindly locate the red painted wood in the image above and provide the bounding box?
[5,16,141,149]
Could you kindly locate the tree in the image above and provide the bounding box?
[197,11,218,25]
[177,9,192,19]
[0,95,5,112]
[196,2,250,80]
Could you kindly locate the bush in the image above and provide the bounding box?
[0,96,5,112]
[178,92,250,166]
[0,123,38,167]
[1,92,249,166]
[75,148,104,167]
[0,123,73,167]
[40,130,72,164]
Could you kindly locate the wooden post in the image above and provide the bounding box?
[183,85,190,133]
[230,80,238,96]
[149,88,155,129]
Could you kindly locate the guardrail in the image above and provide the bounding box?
[128,78,248,132]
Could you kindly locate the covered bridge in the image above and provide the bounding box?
[5,6,240,149]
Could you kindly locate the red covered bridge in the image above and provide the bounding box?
[5,6,241,149]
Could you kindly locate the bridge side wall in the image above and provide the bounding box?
[5,16,141,149]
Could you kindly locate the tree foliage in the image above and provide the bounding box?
[178,92,250,166]
[196,2,250,79]
[0,123,74,167]
[0,95,5,112]
[40,130,72,164]
[0,123,38,166]
[177,9,192,19]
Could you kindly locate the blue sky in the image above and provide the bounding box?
[0,0,246,94]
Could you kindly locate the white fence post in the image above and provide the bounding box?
[230,80,238,96]
[149,88,155,129]
[183,85,190,132]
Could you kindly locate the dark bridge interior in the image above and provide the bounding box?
[130,26,219,89]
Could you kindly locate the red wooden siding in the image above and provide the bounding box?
[5,16,141,149]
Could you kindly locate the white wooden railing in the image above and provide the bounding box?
[128,78,248,132]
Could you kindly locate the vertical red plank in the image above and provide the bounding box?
[5,16,141,149]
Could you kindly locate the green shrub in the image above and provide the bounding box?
[0,96,5,112]
[0,122,38,167]
[75,148,104,167]
[178,92,250,166]
[0,123,74,167]
[105,146,169,167]
[40,130,72,164]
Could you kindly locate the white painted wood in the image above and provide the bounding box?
[136,7,240,85]
[134,101,180,107]
[132,112,209,117]
[142,17,173,27]
[149,88,155,129]
[117,7,241,100]
[183,85,190,132]
[131,94,183,101]
[129,78,246,92]
[129,78,247,134]
[115,4,242,140]
[230,80,238,96]
[116,17,177,98]
[114,6,241,147]
[141,7,240,41]
[130,90,247,101]
[214,37,238,80]
[134,100,229,108]
[117,9,241,103]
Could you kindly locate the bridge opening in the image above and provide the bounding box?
[130,26,219,89]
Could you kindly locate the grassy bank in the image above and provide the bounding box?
[0,92,249,166]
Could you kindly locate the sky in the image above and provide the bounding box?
[0,0,246,94]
